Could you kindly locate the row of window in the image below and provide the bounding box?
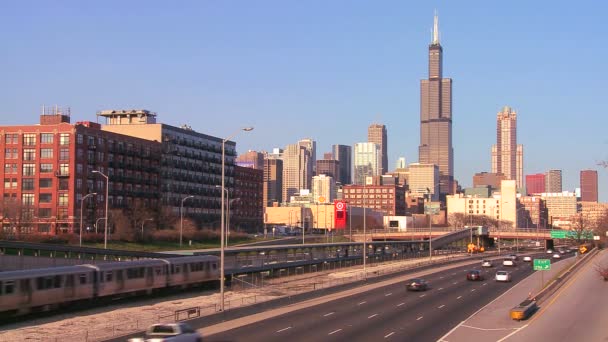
[344,188,395,194]
[4,133,70,146]
[4,148,70,161]
[2,193,69,206]
[4,163,69,176]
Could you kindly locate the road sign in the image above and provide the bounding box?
[594,236,600,241]
[533,259,551,271]
[579,245,588,254]
[550,230,567,239]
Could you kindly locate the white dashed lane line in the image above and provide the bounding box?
[483,283,487,286]
[457,296,462,299]
[417,316,424,321]
[419,294,426,298]
[385,332,395,338]
[397,303,405,307]
[453,282,458,285]
[277,327,292,333]
[438,304,445,309]
[385,293,392,296]
[323,312,335,317]
[438,288,444,291]
[358,301,367,305]
[328,329,342,335]
[471,289,476,292]
[368,314,379,319]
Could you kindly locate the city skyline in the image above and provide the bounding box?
[1,2,607,200]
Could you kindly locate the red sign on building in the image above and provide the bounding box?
[334,200,347,229]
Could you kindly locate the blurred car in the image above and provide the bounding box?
[503,259,516,267]
[495,270,512,282]
[128,323,202,342]
[546,249,553,254]
[406,278,429,291]
[466,270,485,281]
[552,253,561,259]
[523,256,532,262]
[558,249,566,254]
[508,254,518,261]
[481,260,493,267]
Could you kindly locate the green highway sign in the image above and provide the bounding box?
[550,230,567,239]
[551,230,594,239]
[533,259,551,271]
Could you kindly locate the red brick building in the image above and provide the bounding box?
[0,110,160,235]
[342,184,406,216]
[234,165,263,232]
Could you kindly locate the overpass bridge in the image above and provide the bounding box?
[353,227,552,244]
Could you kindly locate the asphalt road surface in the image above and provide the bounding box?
[206,257,539,342]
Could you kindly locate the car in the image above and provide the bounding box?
[553,253,561,259]
[558,249,566,254]
[546,249,553,254]
[406,278,429,291]
[128,323,202,342]
[508,254,518,261]
[503,259,515,266]
[481,260,493,267]
[523,256,532,262]
[466,270,485,281]
[495,270,512,282]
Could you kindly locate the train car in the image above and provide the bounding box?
[92,259,170,298]
[165,255,219,288]
[0,265,96,316]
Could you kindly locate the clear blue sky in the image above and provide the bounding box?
[1,1,607,200]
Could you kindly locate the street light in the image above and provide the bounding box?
[141,218,153,241]
[79,192,97,247]
[363,177,368,278]
[227,197,240,247]
[220,126,253,312]
[180,195,195,247]
[92,170,109,249]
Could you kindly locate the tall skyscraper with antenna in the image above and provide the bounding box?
[419,13,454,195]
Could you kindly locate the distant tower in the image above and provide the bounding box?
[491,106,524,189]
[281,143,312,202]
[580,170,598,202]
[354,142,381,185]
[368,123,388,175]
[298,138,316,173]
[332,144,352,184]
[545,170,563,193]
[419,13,454,195]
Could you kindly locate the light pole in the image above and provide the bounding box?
[363,178,367,278]
[92,170,109,249]
[79,192,97,247]
[227,197,240,247]
[216,186,229,246]
[220,127,253,312]
[141,218,153,241]
[180,195,194,247]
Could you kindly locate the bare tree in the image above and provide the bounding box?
[568,214,594,245]
[448,213,467,228]
[1,197,25,239]
[595,260,608,281]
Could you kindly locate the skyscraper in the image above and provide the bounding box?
[491,106,524,189]
[368,123,388,175]
[281,143,312,202]
[263,158,283,206]
[353,142,380,185]
[580,170,598,202]
[526,173,546,195]
[419,13,454,195]
[332,144,352,184]
[545,169,563,193]
[298,138,316,173]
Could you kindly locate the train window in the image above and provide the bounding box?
[5,281,14,294]
[106,271,113,282]
[155,267,162,276]
[212,263,217,270]
[37,277,44,290]
[45,277,53,289]
[79,274,87,285]
[66,275,74,287]
[0,281,2,295]
[54,275,61,288]
[174,265,181,274]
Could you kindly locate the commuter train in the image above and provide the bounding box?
[0,255,219,318]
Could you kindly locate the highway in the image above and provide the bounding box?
[206,256,540,342]
[507,249,608,341]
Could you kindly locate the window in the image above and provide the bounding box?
[77,134,83,144]
[39,178,53,188]
[58,193,68,206]
[41,133,54,144]
[23,164,35,176]
[79,274,87,285]
[39,193,52,203]
[59,133,70,146]
[58,208,68,219]
[59,164,69,176]
[38,208,52,218]
[4,164,17,174]
[40,148,53,159]
[23,133,36,146]
[40,163,53,173]
[59,148,70,161]
[4,148,17,159]
[22,193,35,206]
[23,149,36,161]
[59,178,69,190]
[22,179,34,191]
[4,133,18,144]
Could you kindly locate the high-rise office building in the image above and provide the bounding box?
[491,106,524,189]
[368,123,388,175]
[526,173,546,195]
[236,150,264,170]
[408,163,440,201]
[312,174,336,203]
[316,159,339,180]
[545,170,563,193]
[332,144,352,184]
[580,170,598,202]
[353,142,380,185]
[298,138,316,173]
[281,143,312,202]
[419,14,454,195]
[263,158,283,206]
[396,157,406,170]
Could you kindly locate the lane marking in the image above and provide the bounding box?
[328,329,342,335]
[470,289,476,292]
[439,276,444,279]
[384,332,395,338]
[457,296,462,299]
[397,302,405,307]
[385,292,392,296]
[497,326,529,342]
[453,282,458,285]
[323,312,335,317]
[438,287,444,291]
[417,316,423,320]
[437,321,465,342]
[358,301,367,305]
[419,294,426,298]
[438,304,445,309]
[451,273,457,275]
[368,313,378,319]
[461,324,521,331]
[482,283,487,286]
[277,327,292,333]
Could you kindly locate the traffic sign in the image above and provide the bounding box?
[533,259,551,271]
[579,245,588,254]
[550,230,567,239]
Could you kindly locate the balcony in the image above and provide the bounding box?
[55,171,70,177]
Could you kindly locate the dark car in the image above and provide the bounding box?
[406,278,428,291]
[466,270,485,281]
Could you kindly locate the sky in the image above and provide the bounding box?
[1,1,607,201]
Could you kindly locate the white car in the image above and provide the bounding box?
[546,249,553,254]
[502,259,515,266]
[523,256,532,262]
[481,260,493,267]
[128,323,202,342]
[553,253,561,259]
[495,270,512,282]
